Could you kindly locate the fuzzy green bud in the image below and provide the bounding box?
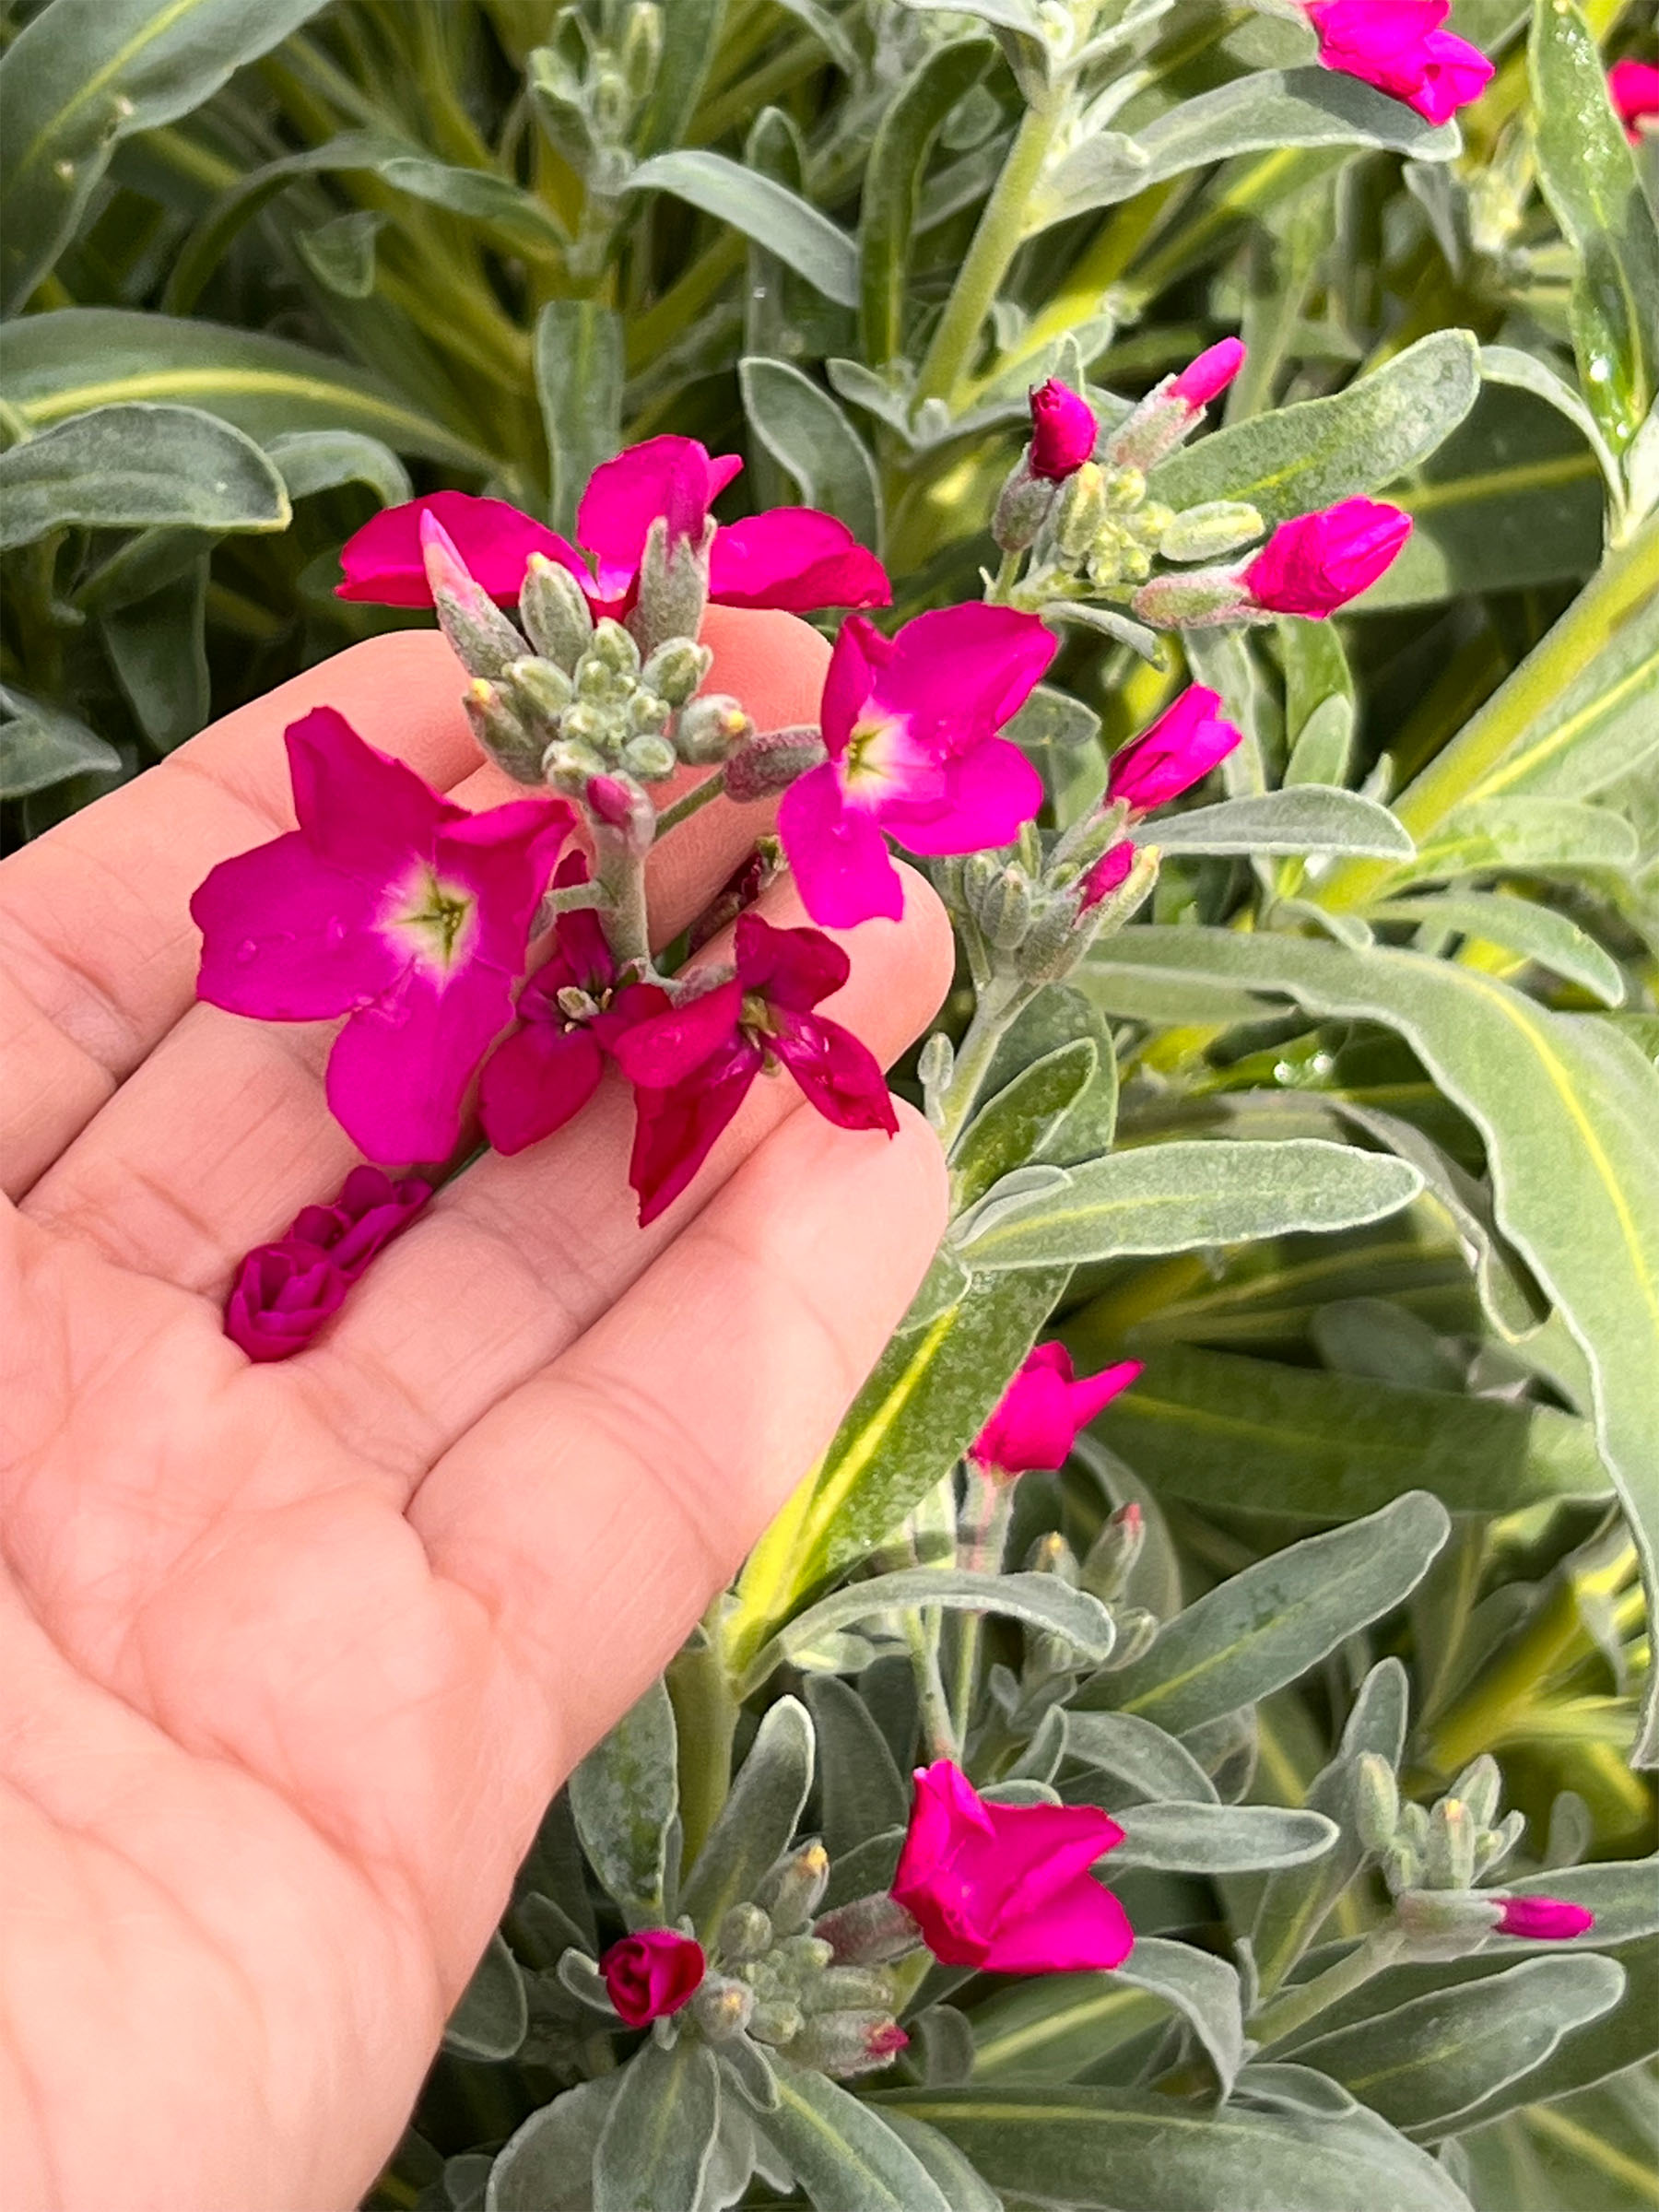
[1450,1756,1502,1831]
[690,1973,755,2041]
[790,2009,909,2079]
[977,865,1035,952]
[1056,461,1110,560]
[501,655,575,726]
[994,455,1058,554]
[757,1841,831,1936]
[676,692,754,766]
[1475,1808,1526,1878]
[1159,501,1266,564]
[1102,1606,1159,1670]
[1355,1754,1401,1854]
[520,551,594,668]
[724,725,827,802]
[717,1902,774,1964]
[804,1965,900,2015]
[1425,1798,1477,1892]
[620,1,663,99]
[1394,1886,1502,1959]
[1382,1838,1420,1896]
[621,731,677,781]
[1101,465,1146,510]
[814,1891,923,1968]
[588,618,641,678]
[1080,1500,1144,1605]
[641,637,713,707]
[631,513,712,654]
[748,1997,804,2045]
[542,735,606,793]
[462,678,544,785]
[1131,569,1253,630]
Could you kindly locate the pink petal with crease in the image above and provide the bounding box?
[192,834,398,1020]
[881,736,1044,855]
[325,957,516,1164]
[778,760,905,928]
[335,490,584,606]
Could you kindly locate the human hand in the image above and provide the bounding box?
[0,610,951,2212]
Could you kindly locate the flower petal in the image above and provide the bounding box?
[435,797,573,974]
[709,510,890,612]
[578,436,738,604]
[771,1011,899,1134]
[734,911,850,1011]
[878,604,1056,753]
[820,613,892,759]
[477,1020,606,1155]
[883,736,1044,856]
[335,490,585,606]
[1067,1359,1143,1427]
[975,1876,1135,1974]
[609,978,747,1089]
[325,958,516,1163]
[778,760,905,928]
[192,832,400,1020]
[286,707,461,883]
[628,1048,759,1224]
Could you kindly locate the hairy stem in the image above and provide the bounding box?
[1251,1926,1406,2048]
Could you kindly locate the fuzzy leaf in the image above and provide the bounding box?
[1114,1801,1338,1874]
[1150,788,1413,859]
[680,1697,814,1936]
[442,1933,528,2062]
[738,357,881,548]
[0,403,289,549]
[760,2071,953,2212]
[536,301,623,540]
[594,2037,722,2212]
[628,154,859,306]
[568,1677,678,1925]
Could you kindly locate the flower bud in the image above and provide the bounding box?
[1081,1500,1144,1604]
[748,1997,804,2045]
[631,512,712,654]
[1241,500,1411,618]
[599,1929,706,2027]
[790,2010,910,2079]
[1424,1797,1477,1893]
[689,1972,756,2041]
[1382,1839,1419,1896]
[1475,1808,1526,1878]
[814,1891,924,1968]
[976,864,1035,952]
[756,1841,831,1936]
[1450,1755,1502,1831]
[588,617,642,677]
[520,550,594,667]
[641,637,713,707]
[1130,569,1253,629]
[462,678,545,784]
[585,771,653,854]
[621,732,678,781]
[1394,1887,1502,1958]
[628,689,673,735]
[804,1965,900,2015]
[1105,340,1246,472]
[1355,1754,1401,1854]
[620,0,663,99]
[994,457,1058,554]
[1168,336,1247,410]
[1027,1528,1079,1583]
[422,511,530,680]
[1029,378,1100,481]
[541,736,606,793]
[676,692,754,765]
[1056,462,1110,559]
[1494,1894,1595,1941]
[501,654,575,726]
[723,724,828,801]
[717,1902,774,1964]
[1159,500,1265,564]
[592,65,630,140]
[1102,1606,1159,1670]
[1077,839,1135,912]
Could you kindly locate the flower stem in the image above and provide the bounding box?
[905,1610,960,1765]
[948,1466,1014,1744]
[1250,1927,1405,2048]
[934,982,1026,1155]
[667,1611,741,1873]
[594,826,651,970]
[654,770,727,837]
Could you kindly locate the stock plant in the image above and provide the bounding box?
[2,2,1656,2209]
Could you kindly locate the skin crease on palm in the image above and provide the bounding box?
[0,607,955,2212]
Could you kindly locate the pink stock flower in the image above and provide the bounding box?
[891,1760,1134,1973]
[1242,498,1412,618]
[477,853,622,1156]
[1495,1896,1596,1941]
[778,606,1056,927]
[970,1342,1142,1477]
[1107,686,1243,814]
[288,1164,432,1274]
[1610,58,1659,140]
[1078,839,1136,912]
[607,912,898,1223]
[193,708,571,1163]
[1307,0,1492,124]
[1168,337,1247,411]
[336,438,888,620]
[599,1930,706,2026]
[1028,378,1100,479]
[224,1241,351,1363]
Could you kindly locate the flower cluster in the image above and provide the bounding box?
[1306,0,1493,125]
[224,1165,429,1360]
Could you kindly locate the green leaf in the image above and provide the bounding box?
[0,683,122,798]
[761,2070,953,2212]
[265,429,411,509]
[1111,1938,1247,2094]
[874,2084,1475,2210]
[953,1139,1423,1271]
[1087,1344,1610,1519]
[969,1972,1168,2084]
[627,154,860,306]
[1458,2073,1659,2212]
[487,2077,618,2212]
[738,357,881,549]
[294,209,384,300]
[1033,70,1460,228]
[1290,1955,1626,2136]
[377,154,570,253]
[1478,344,1623,511]
[0,403,288,550]
[1150,787,1414,859]
[803,1675,909,1862]
[635,0,724,156]
[680,1696,813,1937]
[567,1678,678,1925]
[1090,924,1659,1759]
[441,1933,527,2062]
[100,556,209,752]
[1151,331,1480,527]
[593,2037,722,2212]
[1406,794,1640,877]
[860,35,994,365]
[1062,1710,1219,1805]
[1372,892,1625,1006]
[0,0,334,312]
[0,309,488,468]
[1114,1802,1338,1874]
[952,1040,1102,1210]
[877,2112,1001,2212]
[1076,1492,1450,1735]
[535,300,623,540]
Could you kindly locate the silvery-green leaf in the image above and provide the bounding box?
[0,403,289,551]
[0,684,122,800]
[1151,787,1413,858]
[442,1933,528,2061]
[761,2069,954,2212]
[594,2037,723,2212]
[634,0,724,155]
[1455,2072,1659,2212]
[1372,892,1624,1006]
[265,429,411,509]
[878,2112,1001,2211]
[507,1889,591,1972]
[908,2005,979,2089]
[680,1697,814,1935]
[1115,1801,1337,1874]
[738,357,881,548]
[953,1139,1422,1271]
[773,0,860,73]
[1041,600,1165,662]
[100,555,209,754]
[535,301,623,540]
[827,358,918,440]
[803,1674,909,1860]
[487,2076,619,2212]
[376,154,570,253]
[628,154,859,306]
[820,1828,906,1914]
[1283,697,1353,790]
[1232,2063,1360,2120]
[1479,344,1623,510]
[1111,1938,1247,2093]
[568,1678,678,1925]
[1005,681,1103,754]
[294,208,383,299]
[860,36,994,366]
[1062,1708,1218,1806]
[952,1041,1100,1209]
[969,1970,1168,2084]
[1077,1493,1449,1735]
[696,2089,760,2212]
[1408,794,1640,875]
[720,2033,780,2113]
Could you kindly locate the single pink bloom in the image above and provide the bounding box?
[891,1759,1134,1973]
[970,1342,1143,1478]
[1028,378,1100,480]
[193,708,571,1164]
[477,854,621,1157]
[778,606,1056,928]
[1242,498,1411,618]
[1610,58,1659,140]
[706,507,890,614]
[335,488,587,606]
[1306,0,1492,124]
[599,1930,706,2027]
[288,1164,431,1277]
[1168,338,1247,411]
[224,1240,350,1363]
[1495,1896,1596,1941]
[1078,839,1136,912]
[1107,686,1243,814]
[607,912,898,1224]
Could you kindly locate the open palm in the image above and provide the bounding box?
[0,612,950,2212]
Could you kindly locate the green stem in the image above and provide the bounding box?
[667,1620,741,1873]
[905,1611,959,1764]
[654,770,727,837]
[948,1467,1014,1745]
[913,93,1063,407]
[935,983,1025,1155]
[1251,1927,1406,2048]
[594,825,652,970]
[985,548,1023,605]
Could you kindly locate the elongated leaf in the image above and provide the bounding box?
[1458,2073,1659,2212]
[635,0,724,155]
[803,1675,909,1861]
[1151,331,1480,526]
[0,0,333,312]
[536,300,623,540]
[1407,794,1639,877]
[861,35,993,364]
[680,1697,813,1936]
[1116,1801,1336,1874]
[1112,1938,1246,2093]
[567,1677,677,1926]
[877,2112,1000,2212]
[594,2036,722,2212]
[1062,1710,1219,1805]
[1373,892,1624,1006]
[1077,1491,1450,1734]
[969,1971,1167,2083]
[0,403,288,549]
[1087,1343,1610,1519]
[738,357,881,548]
[0,684,122,799]
[1478,344,1622,505]
[762,2070,953,2212]
[1090,924,1659,1759]
[955,1139,1422,1271]
[442,1933,527,2062]
[265,429,411,508]
[953,1040,1100,1210]
[1151,787,1414,858]
[487,2077,619,2212]
[628,154,859,306]
[875,2084,1473,2210]
[0,308,488,467]
[101,556,209,752]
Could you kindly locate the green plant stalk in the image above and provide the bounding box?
[935,980,1028,1154]
[654,770,728,837]
[667,1623,740,1872]
[1250,1925,1406,2047]
[949,1466,1014,1745]
[906,1608,960,1764]
[594,827,652,970]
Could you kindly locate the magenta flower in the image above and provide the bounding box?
[1107,686,1243,814]
[599,1930,706,2027]
[1168,337,1247,412]
[607,912,898,1224]
[1029,378,1100,480]
[1495,1896,1596,1941]
[477,855,619,1157]
[335,438,888,620]
[225,1241,351,1363]
[777,606,1056,928]
[1306,0,1492,124]
[193,708,571,1164]
[1078,839,1136,912]
[891,1760,1134,1973]
[1610,58,1659,141]
[970,1343,1142,1478]
[1242,498,1411,618]
[288,1164,432,1275]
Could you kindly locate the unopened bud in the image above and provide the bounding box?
[620,0,663,99]
[587,618,641,678]
[814,1891,922,1968]
[1101,465,1146,511]
[1425,1798,1477,1893]
[542,736,605,792]
[641,637,712,707]
[1027,1529,1078,1583]
[1450,1756,1502,1831]
[677,692,755,766]
[631,513,712,654]
[621,732,677,780]
[804,1965,899,2015]
[717,1902,774,1963]
[1130,569,1253,630]
[723,724,827,801]
[689,1973,755,2041]
[502,654,575,725]
[462,678,544,784]
[1382,1839,1419,1896]
[423,514,530,680]
[1475,1809,1526,1878]
[1056,462,1110,559]
[1159,501,1265,564]
[748,1996,804,2045]
[1102,1606,1159,1670]
[520,552,594,667]
[585,771,653,854]
[977,865,1035,951]
[756,1841,830,1936]
[1355,1755,1401,1854]
[629,690,673,735]
[994,456,1058,554]
[592,65,630,139]
[1104,384,1196,474]
[790,2009,909,2079]
[1081,1501,1144,1604]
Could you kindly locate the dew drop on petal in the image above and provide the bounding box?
[235,937,260,965]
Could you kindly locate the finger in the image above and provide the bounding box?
[411,1100,948,1763]
[295,862,953,1479]
[19,610,829,1285]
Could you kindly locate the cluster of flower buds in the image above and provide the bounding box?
[530,1,665,211]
